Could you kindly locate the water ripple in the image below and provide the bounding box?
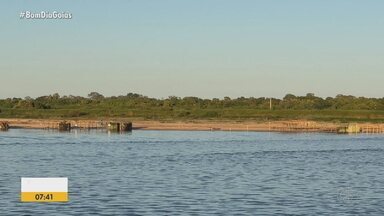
[0,129,383,215]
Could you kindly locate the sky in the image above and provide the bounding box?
[1,0,383,99]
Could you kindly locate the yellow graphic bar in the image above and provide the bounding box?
[21,192,68,202]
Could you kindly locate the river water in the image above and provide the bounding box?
[0,129,383,215]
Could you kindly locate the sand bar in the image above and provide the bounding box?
[1,118,384,133]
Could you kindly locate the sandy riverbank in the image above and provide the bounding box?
[1,118,384,133]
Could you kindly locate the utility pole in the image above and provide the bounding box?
[269,98,272,110]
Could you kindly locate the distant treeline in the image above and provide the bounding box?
[1,92,383,110]
[0,92,383,121]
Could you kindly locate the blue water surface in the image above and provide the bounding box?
[0,129,383,215]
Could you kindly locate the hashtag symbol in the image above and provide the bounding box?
[20,11,25,19]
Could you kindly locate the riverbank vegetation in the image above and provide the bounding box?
[0,93,383,122]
